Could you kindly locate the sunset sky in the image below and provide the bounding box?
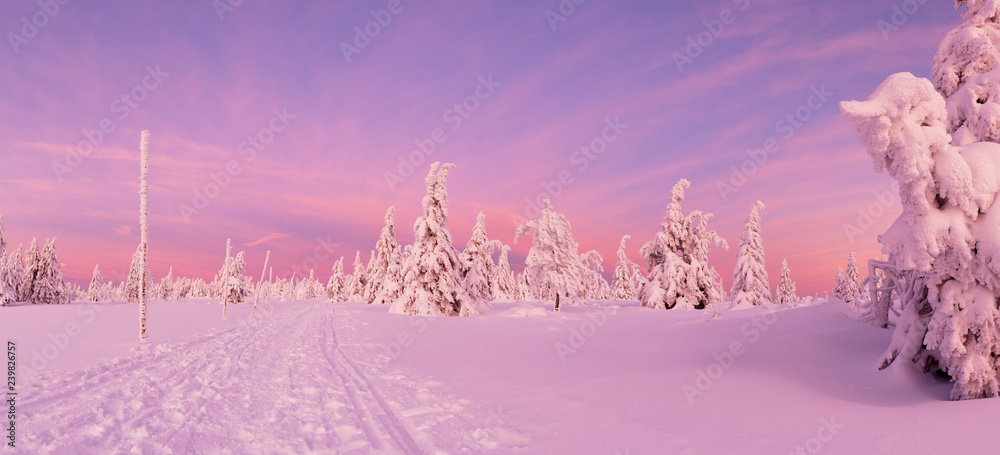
[0,0,962,296]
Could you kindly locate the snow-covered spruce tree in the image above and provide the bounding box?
[295,269,320,300]
[390,162,475,316]
[31,238,69,305]
[7,244,24,302]
[223,251,251,304]
[841,71,1000,399]
[730,201,772,306]
[515,199,604,302]
[366,206,404,305]
[844,252,863,305]
[18,238,40,303]
[159,266,174,301]
[462,211,496,307]
[932,0,1000,145]
[611,235,639,300]
[775,258,798,305]
[640,180,728,310]
[0,215,11,306]
[345,251,367,302]
[124,245,145,304]
[327,256,346,302]
[832,268,846,300]
[87,265,103,302]
[492,243,517,301]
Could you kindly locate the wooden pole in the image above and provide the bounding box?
[139,130,150,342]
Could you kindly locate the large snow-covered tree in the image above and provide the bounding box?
[327,256,346,302]
[611,235,639,300]
[366,207,404,305]
[931,0,1000,145]
[492,243,517,301]
[18,238,40,303]
[390,162,475,316]
[842,70,1000,399]
[775,258,798,305]
[515,199,604,302]
[222,251,252,304]
[463,211,496,307]
[833,267,846,300]
[730,201,772,306]
[7,244,24,303]
[640,180,728,310]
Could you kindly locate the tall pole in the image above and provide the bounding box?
[222,238,231,320]
[139,130,150,342]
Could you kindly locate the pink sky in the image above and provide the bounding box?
[0,0,964,296]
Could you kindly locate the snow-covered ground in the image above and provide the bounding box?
[4,298,1000,454]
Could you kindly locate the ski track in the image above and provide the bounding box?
[17,304,428,455]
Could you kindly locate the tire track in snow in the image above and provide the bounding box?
[319,306,425,454]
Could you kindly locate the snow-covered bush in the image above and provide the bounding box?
[640,180,728,310]
[390,162,475,316]
[842,70,1000,400]
[730,200,771,306]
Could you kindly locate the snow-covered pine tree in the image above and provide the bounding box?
[640,180,728,310]
[775,258,798,305]
[295,269,320,300]
[345,251,366,302]
[18,238,40,303]
[833,267,846,300]
[366,207,404,305]
[125,245,144,304]
[492,243,517,301]
[843,252,862,305]
[931,0,1000,145]
[0,215,11,306]
[159,266,174,301]
[7,244,23,302]
[327,256,346,302]
[31,238,69,305]
[611,235,639,300]
[390,162,474,316]
[462,211,496,309]
[731,201,772,306]
[87,265,103,302]
[515,199,602,303]
[224,251,251,304]
[840,70,1000,399]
